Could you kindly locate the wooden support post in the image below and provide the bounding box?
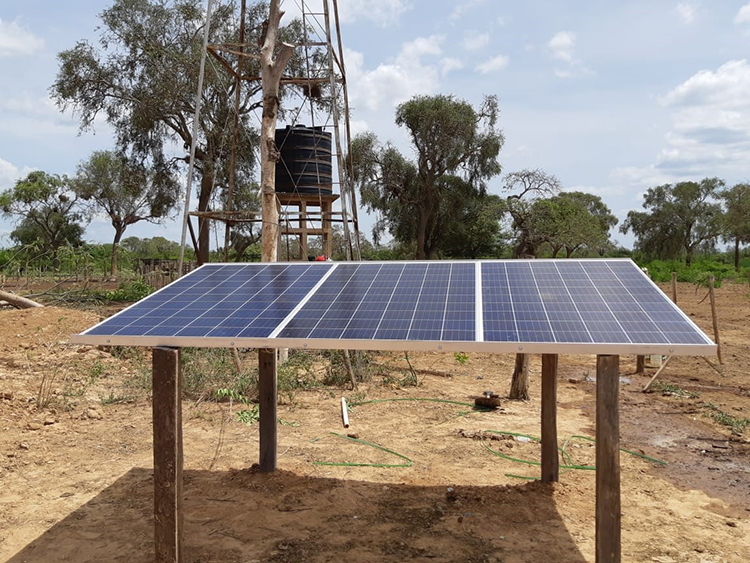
[541,354,559,483]
[596,354,621,563]
[258,348,278,472]
[671,272,677,304]
[299,200,308,260]
[708,275,723,365]
[322,199,332,258]
[152,347,183,563]
[635,355,645,374]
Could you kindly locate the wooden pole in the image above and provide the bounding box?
[642,355,673,392]
[152,347,183,563]
[541,354,559,483]
[707,275,723,365]
[258,348,277,472]
[596,354,620,563]
[635,355,645,374]
[671,272,677,304]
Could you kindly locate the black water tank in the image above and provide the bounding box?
[275,125,333,195]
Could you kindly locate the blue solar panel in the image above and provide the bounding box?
[73,259,715,355]
[481,260,711,346]
[277,262,474,341]
[87,263,332,339]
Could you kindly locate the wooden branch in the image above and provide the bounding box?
[0,290,44,309]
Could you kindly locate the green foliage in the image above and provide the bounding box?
[352,94,504,259]
[638,258,742,286]
[52,0,310,261]
[621,178,724,266]
[104,280,154,302]
[702,402,750,435]
[530,191,618,257]
[181,348,255,401]
[502,168,561,258]
[0,171,87,264]
[454,352,468,365]
[649,381,699,398]
[74,150,181,275]
[721,183,750,270]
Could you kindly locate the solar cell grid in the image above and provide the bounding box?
[74,259,715,356]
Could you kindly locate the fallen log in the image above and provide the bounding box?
[0,290,44,309]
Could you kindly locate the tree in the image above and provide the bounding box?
[74,151,180,278]
[52,0,307,263]
[502,168,561,258]
[621,178,724,266]
[721,183,750,270]
[121,236,184,258]
[0,171,86,267]
[532,191,618,258]
[442,193,507,258]
[352,94,504,259]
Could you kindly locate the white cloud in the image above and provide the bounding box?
[613,60,750,186]
[349,119,370,137]
[344,35,444,111]
[449,0,487,21]
[475,54,509,74]
[735,2,750,24]
[0,156,35,191]
[0,18,44,57]
[462,32,490,51]
[675,2,698,24]
[548,31,576,62]
[439,57,464,76]
[337,0,412,27]
[547,30,591,78]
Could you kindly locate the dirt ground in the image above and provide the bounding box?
[0,280,749,562]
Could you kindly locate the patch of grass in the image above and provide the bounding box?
[650,381,699,399]
[100,391,135,405]
[182,348,256,401]
[702,402,750,435]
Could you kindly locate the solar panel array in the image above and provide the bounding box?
[73,259,715,355]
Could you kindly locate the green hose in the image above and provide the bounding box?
[313,432,413,468]
[483,430,666,479]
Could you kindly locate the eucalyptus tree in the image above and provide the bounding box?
[533,191,618,257]
[502,168,561,258]
[0,171,86,267]
[621,178,724,266]
[721,183,750,270]
[351,94,504,259]
[74,150,181,277]
[52,0,308,262]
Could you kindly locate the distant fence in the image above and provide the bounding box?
[138,259,198,290]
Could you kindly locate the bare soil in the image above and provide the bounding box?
[1,280,749,563]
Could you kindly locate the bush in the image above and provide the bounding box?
[104,279,153,301]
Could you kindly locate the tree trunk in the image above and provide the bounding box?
[110,226,125,280]
[509,353,530,400]
[197,173,213,264]
[415,209,429,260]
[0,289,44,309]
[735,237,740,271]
[260,2,294,263]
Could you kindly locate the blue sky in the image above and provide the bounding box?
[1,0,749,249]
